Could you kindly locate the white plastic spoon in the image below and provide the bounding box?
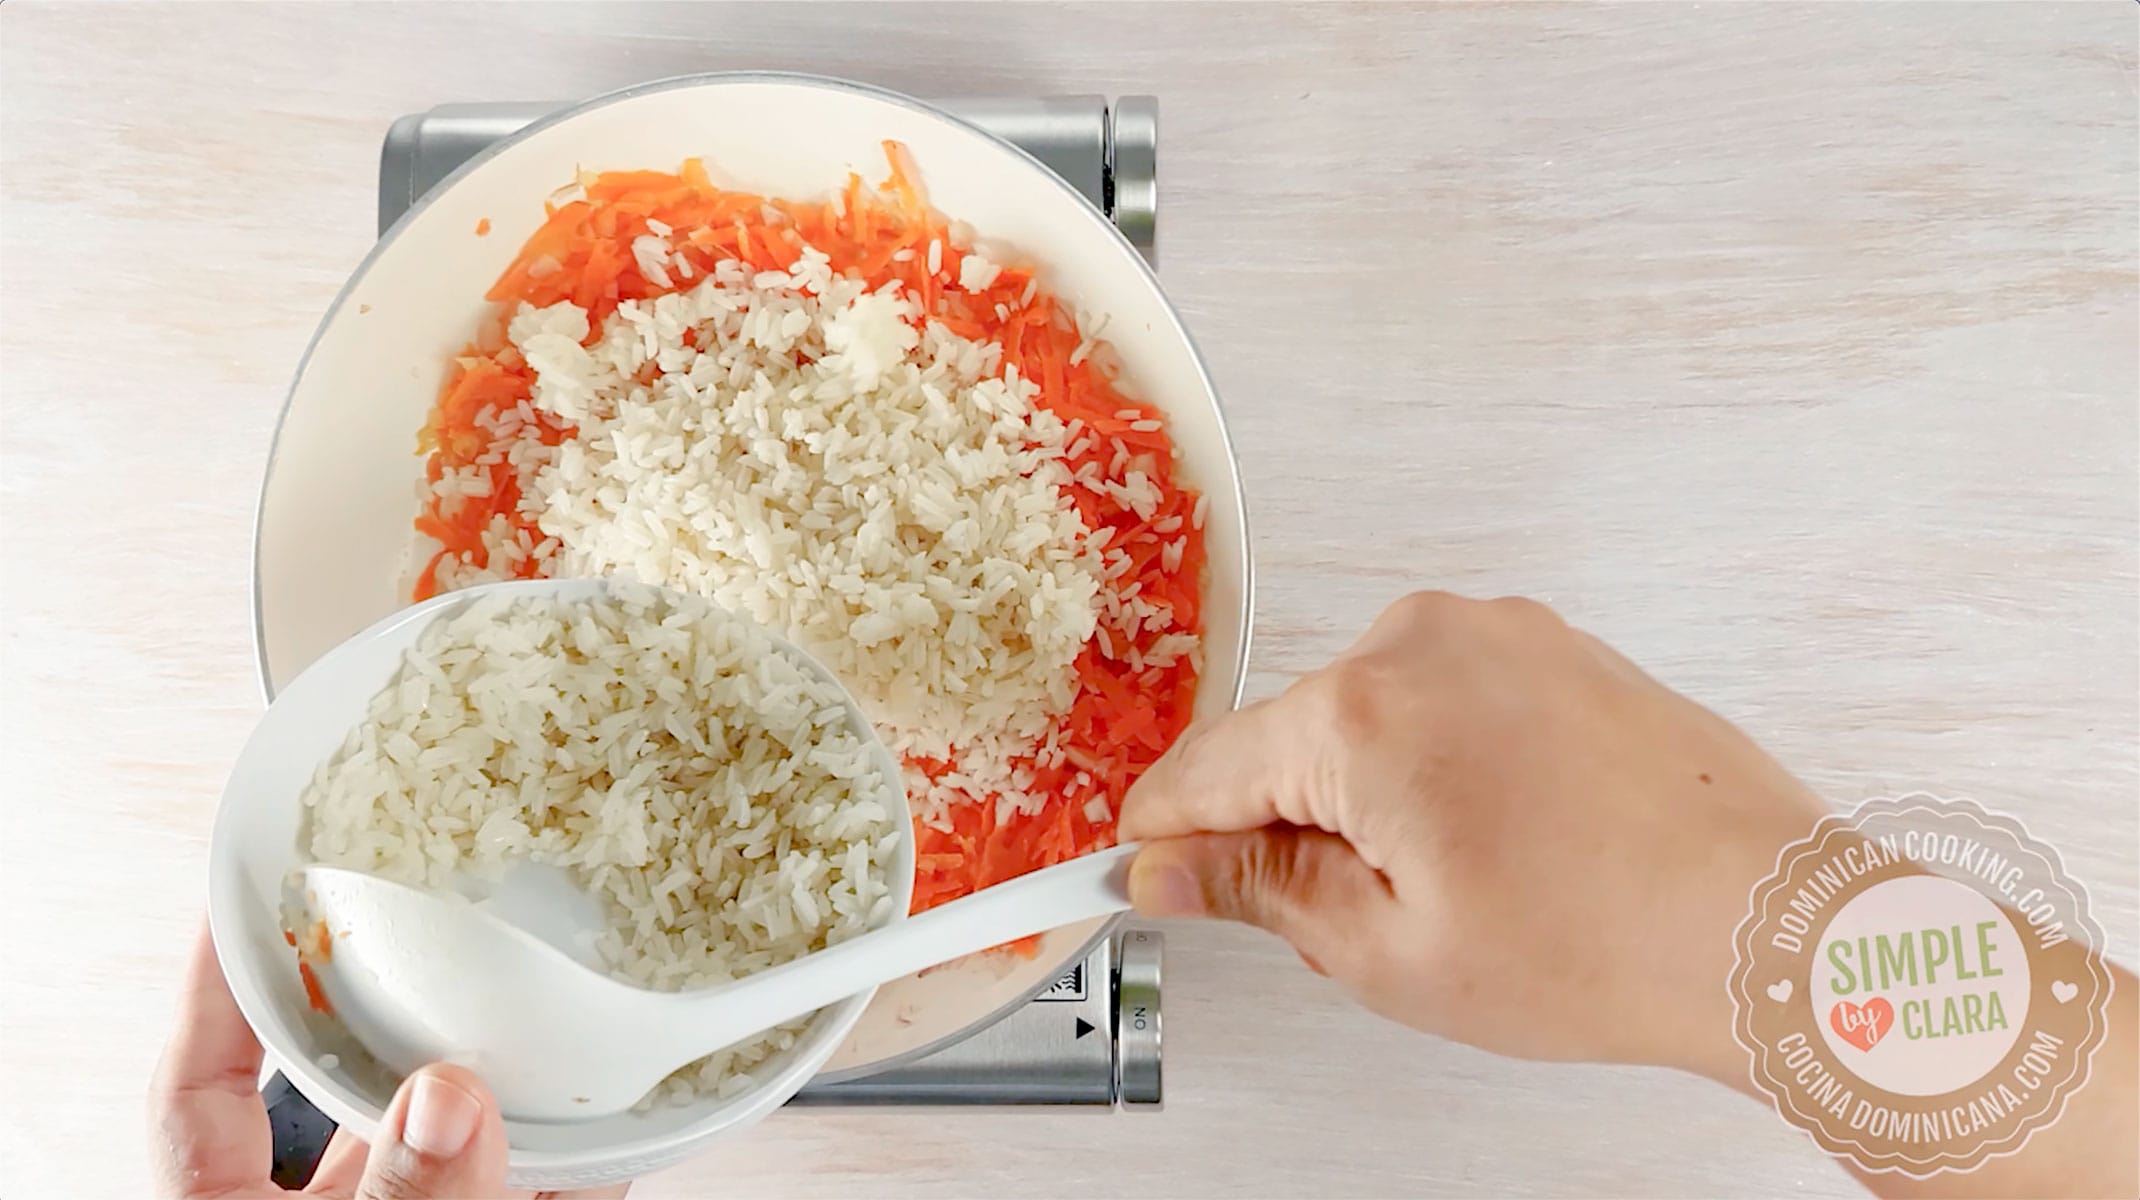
[292,843,1140,1122]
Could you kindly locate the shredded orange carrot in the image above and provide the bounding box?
[297,961,333,1014]
[415,144,1207,917]
[474,217,492,236]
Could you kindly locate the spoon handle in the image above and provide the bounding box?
[670,842,1142,1053]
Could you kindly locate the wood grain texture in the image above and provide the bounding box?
[2,3,2133,1197]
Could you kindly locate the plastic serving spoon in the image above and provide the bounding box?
[291,842,1140,1122]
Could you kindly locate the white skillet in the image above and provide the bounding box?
[237,72,1252,1189]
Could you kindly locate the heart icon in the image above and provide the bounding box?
[2052,980,2078,1003]
[1829,998,1894,1052]
[1766,979,1793,1003]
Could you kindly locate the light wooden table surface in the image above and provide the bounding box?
[4,4,2134,1197]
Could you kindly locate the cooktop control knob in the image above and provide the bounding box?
[1114,928,1162,1109]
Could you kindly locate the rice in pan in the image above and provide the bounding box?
[412,150,1208,920]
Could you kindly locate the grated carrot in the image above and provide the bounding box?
[297,961,332,1015]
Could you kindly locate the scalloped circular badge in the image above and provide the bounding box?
[1730,793,2114,1177]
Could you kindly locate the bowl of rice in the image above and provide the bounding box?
[213,579,912,1186]
[245,72,1253,1184]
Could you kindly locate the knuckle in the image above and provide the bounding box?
[1382,589,1464,630]
[1227,833,1284,897]
[1485,594,1565,630]
[1318,654,1380,694]
[1222,834,1314,927]
[1295,659,1390,743]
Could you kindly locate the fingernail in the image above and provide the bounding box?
[1131,857,1206,918]
[401,1069,482,1158]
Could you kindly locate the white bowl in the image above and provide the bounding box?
[245,72,1254,1187]
[211,579,915,1190]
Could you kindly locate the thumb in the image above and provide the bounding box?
[356,1064,509,1200]
[1128,829,1395,960]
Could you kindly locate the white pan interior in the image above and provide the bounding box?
[249,73,1250,1181]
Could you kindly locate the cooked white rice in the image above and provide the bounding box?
[436,245,1107,829]
[300,584,899,1104]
